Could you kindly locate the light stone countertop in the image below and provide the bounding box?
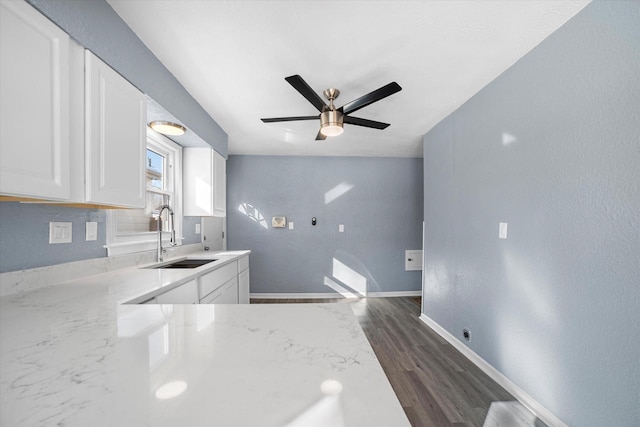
[0,251,409,426]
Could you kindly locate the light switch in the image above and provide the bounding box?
[339,224,344,233]
[289,222,294,230]
[499,222,508,239]
[195,224,201,234]
[85,222,98,241]
[49,222,72,244]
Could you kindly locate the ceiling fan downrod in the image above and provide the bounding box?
[323,88,340,111]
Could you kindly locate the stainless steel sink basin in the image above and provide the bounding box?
[152,259,218,269]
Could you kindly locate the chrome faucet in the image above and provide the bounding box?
[156,205,176,262]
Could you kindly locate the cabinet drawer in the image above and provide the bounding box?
[200,276,237,304]
[156,279,198,304]
[199,262,237,298]
[238,255,249,272]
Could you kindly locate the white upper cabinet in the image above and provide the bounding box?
[84,51,146,208]
[0,1,147,208]
[183,148,226,217]
[0,0,70,200]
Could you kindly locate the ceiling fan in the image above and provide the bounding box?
[261,75,402,140]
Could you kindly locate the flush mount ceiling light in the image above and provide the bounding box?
[261,75,401,140]
[149,121,186,136]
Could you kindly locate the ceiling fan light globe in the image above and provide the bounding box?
[320,125,344,137]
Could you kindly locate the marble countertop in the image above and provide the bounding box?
[0,251,409,426]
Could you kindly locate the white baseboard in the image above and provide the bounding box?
[366,290,422,297]
[250,290,421,299]
[419,314,568,427]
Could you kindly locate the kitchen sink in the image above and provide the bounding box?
[151,259,218,269]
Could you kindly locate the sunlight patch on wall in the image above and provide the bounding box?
[324,182,354,204]
[496,251,561,409]
[502,251,557,325]
[238,203,268,229]
[332,258,367,295]
[324,276,361,298]
[502,132,518,146]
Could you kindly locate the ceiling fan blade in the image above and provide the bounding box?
[315,130,327,140]
[261,115,318,123]
[343,115,390,129]
[285,75,327,113]
[339,82,402,115]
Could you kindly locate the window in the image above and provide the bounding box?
[106,130,182,256]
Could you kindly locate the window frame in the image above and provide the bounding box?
[105,129,183,256]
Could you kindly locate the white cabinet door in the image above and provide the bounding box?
[85,50,146,208]
[0,0,70,200]
[183,148,212,216]
[156,279,198,304]
[183,148,226,217]
[213,150,226,217]
[238,268,250,304]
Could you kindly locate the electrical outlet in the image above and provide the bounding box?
[463,328,471,342]
[289,222,294,230]
[339,224,344,233]
[49,222,72,244]
[195,224,201,234]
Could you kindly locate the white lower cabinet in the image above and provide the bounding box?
[156,279,198,304]
[200,277,238,304]
[199,262,236,300]
[136,255,250,305]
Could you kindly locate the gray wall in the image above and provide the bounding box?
[422,2,640,426]
[0,203,203,273]
[0,202,106,272]
[182,217,203,247]
[227,155,423,295]
[26,0,227,156]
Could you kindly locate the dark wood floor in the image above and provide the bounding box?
[251,297,545,427]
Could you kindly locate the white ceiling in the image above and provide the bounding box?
[108,0,590,158]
